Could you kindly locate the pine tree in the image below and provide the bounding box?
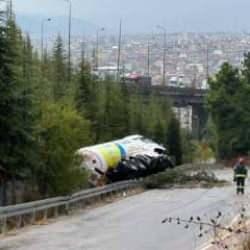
[143,94,160,138]
[242,52,250,83]
[0,6,9,205]
[207,63,245,158]
[153,119,165,144]
[120,82,130,135]
[0,11,35,204]
[102,79,128,140]
[52,34,67,101]
[128,92,144,134]
[75,47,94,117]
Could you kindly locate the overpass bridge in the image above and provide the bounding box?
[131,85,209,138]
[150,86,207,107]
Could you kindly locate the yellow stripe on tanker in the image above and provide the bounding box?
[77,142,127,175]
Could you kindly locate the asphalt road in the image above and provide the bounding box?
[0,170,248,250]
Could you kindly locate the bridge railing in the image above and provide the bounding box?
[0,180,141,234]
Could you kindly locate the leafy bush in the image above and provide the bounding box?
[34,102,92,196]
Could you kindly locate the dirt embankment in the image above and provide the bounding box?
[203,219,250,250]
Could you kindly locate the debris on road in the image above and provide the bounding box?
[143,168,228,189]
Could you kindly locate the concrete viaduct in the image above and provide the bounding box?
[131,85,208,138]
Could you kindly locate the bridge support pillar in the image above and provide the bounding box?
[192,105,208,140]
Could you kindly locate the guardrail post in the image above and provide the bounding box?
[65,202,69,215]
[101,193,106,201]
[111,189,115,198]
[110,190,115,199]
[97,193,103,203]
[80,200,85,209]
[0,217,7,235]
[54,206,59,218]
[16,215,22,229]
[30,210,36,225]
[43,209,48,221]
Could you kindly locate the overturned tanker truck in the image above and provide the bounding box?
[77,135,174,186]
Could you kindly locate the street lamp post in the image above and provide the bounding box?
[157,25,167,86]
[95,27,105,71]
[205,42,209,83]
[146,33,156,76]
[117,19,122,81]
[41,18,51,59]
[8,0,13,18]
[147,39,150,76]
[65,0,72,81]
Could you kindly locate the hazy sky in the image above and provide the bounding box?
[13,0,250,33]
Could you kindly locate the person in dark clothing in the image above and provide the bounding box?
[234,158,248,195]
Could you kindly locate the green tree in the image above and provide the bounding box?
[242,52,250,83]
[119,82,130,135]
[35,102,92,196]
[202,116,218,156]
[181,130,196,163]
[207,62,247,158]
[128,92,144,134]
[153,119,166,144]
[166,115,183,165]
[75,48,95,118]
[52,34,68,101]
[0,14,35,204]
[193,142,214,163]
[143,94,160,138]
[102,80,126,140]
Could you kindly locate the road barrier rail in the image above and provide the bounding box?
[0,180,141,234]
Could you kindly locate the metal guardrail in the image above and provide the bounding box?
[0,180,141,234]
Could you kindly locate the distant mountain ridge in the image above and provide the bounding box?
[16,14,98,38]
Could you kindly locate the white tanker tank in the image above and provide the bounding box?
[77,135,170,184]
[77,142,127,175]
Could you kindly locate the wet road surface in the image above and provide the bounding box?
[0,170,248,250]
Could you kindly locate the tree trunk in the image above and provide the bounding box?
[0,177,3,206]
[0,177,7,206]
[11,175,16,205]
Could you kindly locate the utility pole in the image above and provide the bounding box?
[9,0,13,18]
[147,39,150,76]
[68,0,72,82]
[96,30,99,70]
[157,25,167,85]
[163,31,167,86]
[81,39,85,65]
[205,43,209,83]
[117,19,122,81]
